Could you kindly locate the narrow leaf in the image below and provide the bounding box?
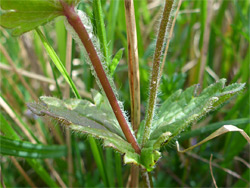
[109,48,124,76]
[179,118,250,141]
[0,136,67,158]
[36,28,81,98]
[176,125,250,153]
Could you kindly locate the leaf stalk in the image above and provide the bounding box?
[60,1,141,154]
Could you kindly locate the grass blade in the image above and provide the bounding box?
[0,136,67,158]
[26,159,59,187]
[55,18,67,65]
[107,0,120,55]
[115,153,123,187]
[93,0,110,64]
[179,118,250,141]
[0,113,19,140]
[35,28,81,99]
[88,138,109,187]
[177,125,250,153]
[0,109,59,187]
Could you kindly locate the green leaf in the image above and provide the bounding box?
[36,28,81,99]
[0,0,81,36]
[27,90,143,168]
[137,79,245,171]
[93,0,110,64]
[109,48,124,76]
[0,101,59,187]
[0,135,66,158]
[0,113,19,140]
[26,159,59,187]
[148,79,245,148]
[0,0,63,36]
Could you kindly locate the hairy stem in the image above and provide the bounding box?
[198,0,213,87]
[141,0,174,147]
[160,0,182,78]
[60,1,141,154]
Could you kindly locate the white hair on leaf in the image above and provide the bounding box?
[64,9,133,132]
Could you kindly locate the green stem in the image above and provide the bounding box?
[141,0,174,147]
[93,0,109,64]
[60,1,141,154]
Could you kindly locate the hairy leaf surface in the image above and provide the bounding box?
[136,79,245,171]
[27,80,244,172]
[27,90,141,167]
[146,79,245,149]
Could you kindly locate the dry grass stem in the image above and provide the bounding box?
[186,152,249,183]
[34,121,47,144]
[10,157,37,188]
[198,0,213,87]
[45,159,67,188]
[234,156,250,169]
[148,0,162,10]
[0,98,67,187]
[165,167,189,187]
[0,163,7,188]
[0,63,92,99]
[0,96,36,143]
[205,67,219,81]
[3,72,25,101]
[64,32,74,187]
[124,0,141,185]
[209,154,218,188]
[0,43,38,101]
[19,36,51,95]
[179,9,200,14]
[124,0,141,133]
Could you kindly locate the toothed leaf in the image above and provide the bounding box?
[148,79,245,148]
[27,91,147,169]
[137,79,244,171]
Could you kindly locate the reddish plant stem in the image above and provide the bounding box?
[60,1,141,154]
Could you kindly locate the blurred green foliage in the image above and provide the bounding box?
[0,0,249,187]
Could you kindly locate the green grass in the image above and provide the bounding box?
[0,0,249,187]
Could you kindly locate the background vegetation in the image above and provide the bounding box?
[0,0,249,187]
